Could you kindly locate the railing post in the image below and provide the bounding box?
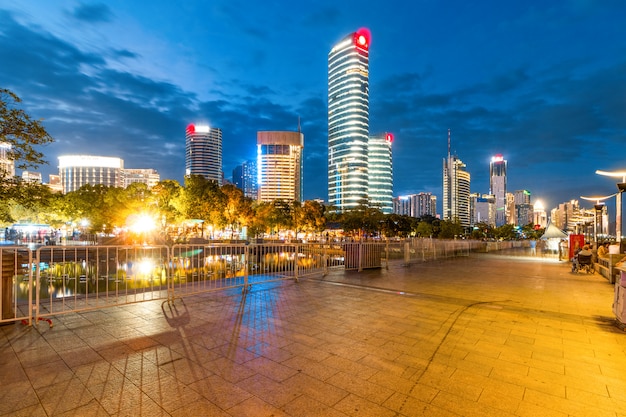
[243,244,249,292]
[294,243,299,282]
[358,242,363,272]
[32,248,38,325]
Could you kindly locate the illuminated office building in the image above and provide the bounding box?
[257,131,304,202]
[490,154,507,226]
[368,133,393,213]
[328,28,371,211]
[443,131,471,228]
[58,155,124,193]
[185,123,222,185]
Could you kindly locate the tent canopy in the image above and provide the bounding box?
[541,222,568,240]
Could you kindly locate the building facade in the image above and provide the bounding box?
[470,193,496,227]
[368,133,393,213]
[122,169,160,189]
[233,160,258,200]
[0,142,15,179]
[185,123,222,185]
[257,131,304,202]
[513,189,533,227]
[328,28,371,211]
[489,154,507,226]
[58,155,124,193]
[393,193,437,218]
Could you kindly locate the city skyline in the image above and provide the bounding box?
[1,1,626,213]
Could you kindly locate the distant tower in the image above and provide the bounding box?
[257,131,304,202]
[489,154,507,226]
[368,132,393,213]
[443,130,471,228]
[185,123,223,185]
[328,28,371,211]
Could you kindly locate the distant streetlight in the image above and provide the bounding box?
[596,170,626,242]
[580,194,616,247]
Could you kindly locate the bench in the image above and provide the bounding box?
[595,253,623,284]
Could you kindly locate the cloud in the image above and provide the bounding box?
[69,2,113,23]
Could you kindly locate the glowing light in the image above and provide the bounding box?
[58,155,123,169]
[137,258,154,275]
[128,213,156,234]
[385,133,393,143]
[354,28,371,50]
[186,123,210,134]
[491,154,504,162]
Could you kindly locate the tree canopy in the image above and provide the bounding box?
[0,88,54,171]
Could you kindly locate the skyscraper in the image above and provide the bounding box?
[328,28,371,211]
[368,133,393,213]
[185,123,222,185]
[257,131,304,202]
[489,154,507,226]
[443,130,471,228]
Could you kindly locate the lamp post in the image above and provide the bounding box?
[580,194,615,249]
[596,170,626,244]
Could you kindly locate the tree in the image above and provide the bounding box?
[0,89,54,171]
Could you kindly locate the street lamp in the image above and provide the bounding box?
[596,170,626,243]
[580,194,616,248]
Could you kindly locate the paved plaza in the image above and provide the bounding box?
[1,251,625,416]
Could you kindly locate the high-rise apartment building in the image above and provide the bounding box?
[185,123,222,185]
[368,133,393,213]
[443,131,471,228]
[393,193,437,218]
[257,131,303,202]
[489,154,507,226]
[58,155,124,193]
[328,28,371,211]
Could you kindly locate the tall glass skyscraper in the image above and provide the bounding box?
[368,133,393,213]
[489,154,507,226]
[328,28,371,211]
[185,123,222,185]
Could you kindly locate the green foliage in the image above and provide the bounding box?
[0,89,54,170]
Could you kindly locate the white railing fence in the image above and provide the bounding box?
[0,239,523,326]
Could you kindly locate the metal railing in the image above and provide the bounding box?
[0,239,521,326]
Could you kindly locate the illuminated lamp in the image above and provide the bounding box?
[385,133,393,143]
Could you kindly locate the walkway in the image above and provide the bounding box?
[1,252,625,416]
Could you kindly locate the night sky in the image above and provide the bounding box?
[1,1,626,214]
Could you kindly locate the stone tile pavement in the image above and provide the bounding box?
[1,252,626,416]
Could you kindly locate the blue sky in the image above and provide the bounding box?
[1,0,626,214]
